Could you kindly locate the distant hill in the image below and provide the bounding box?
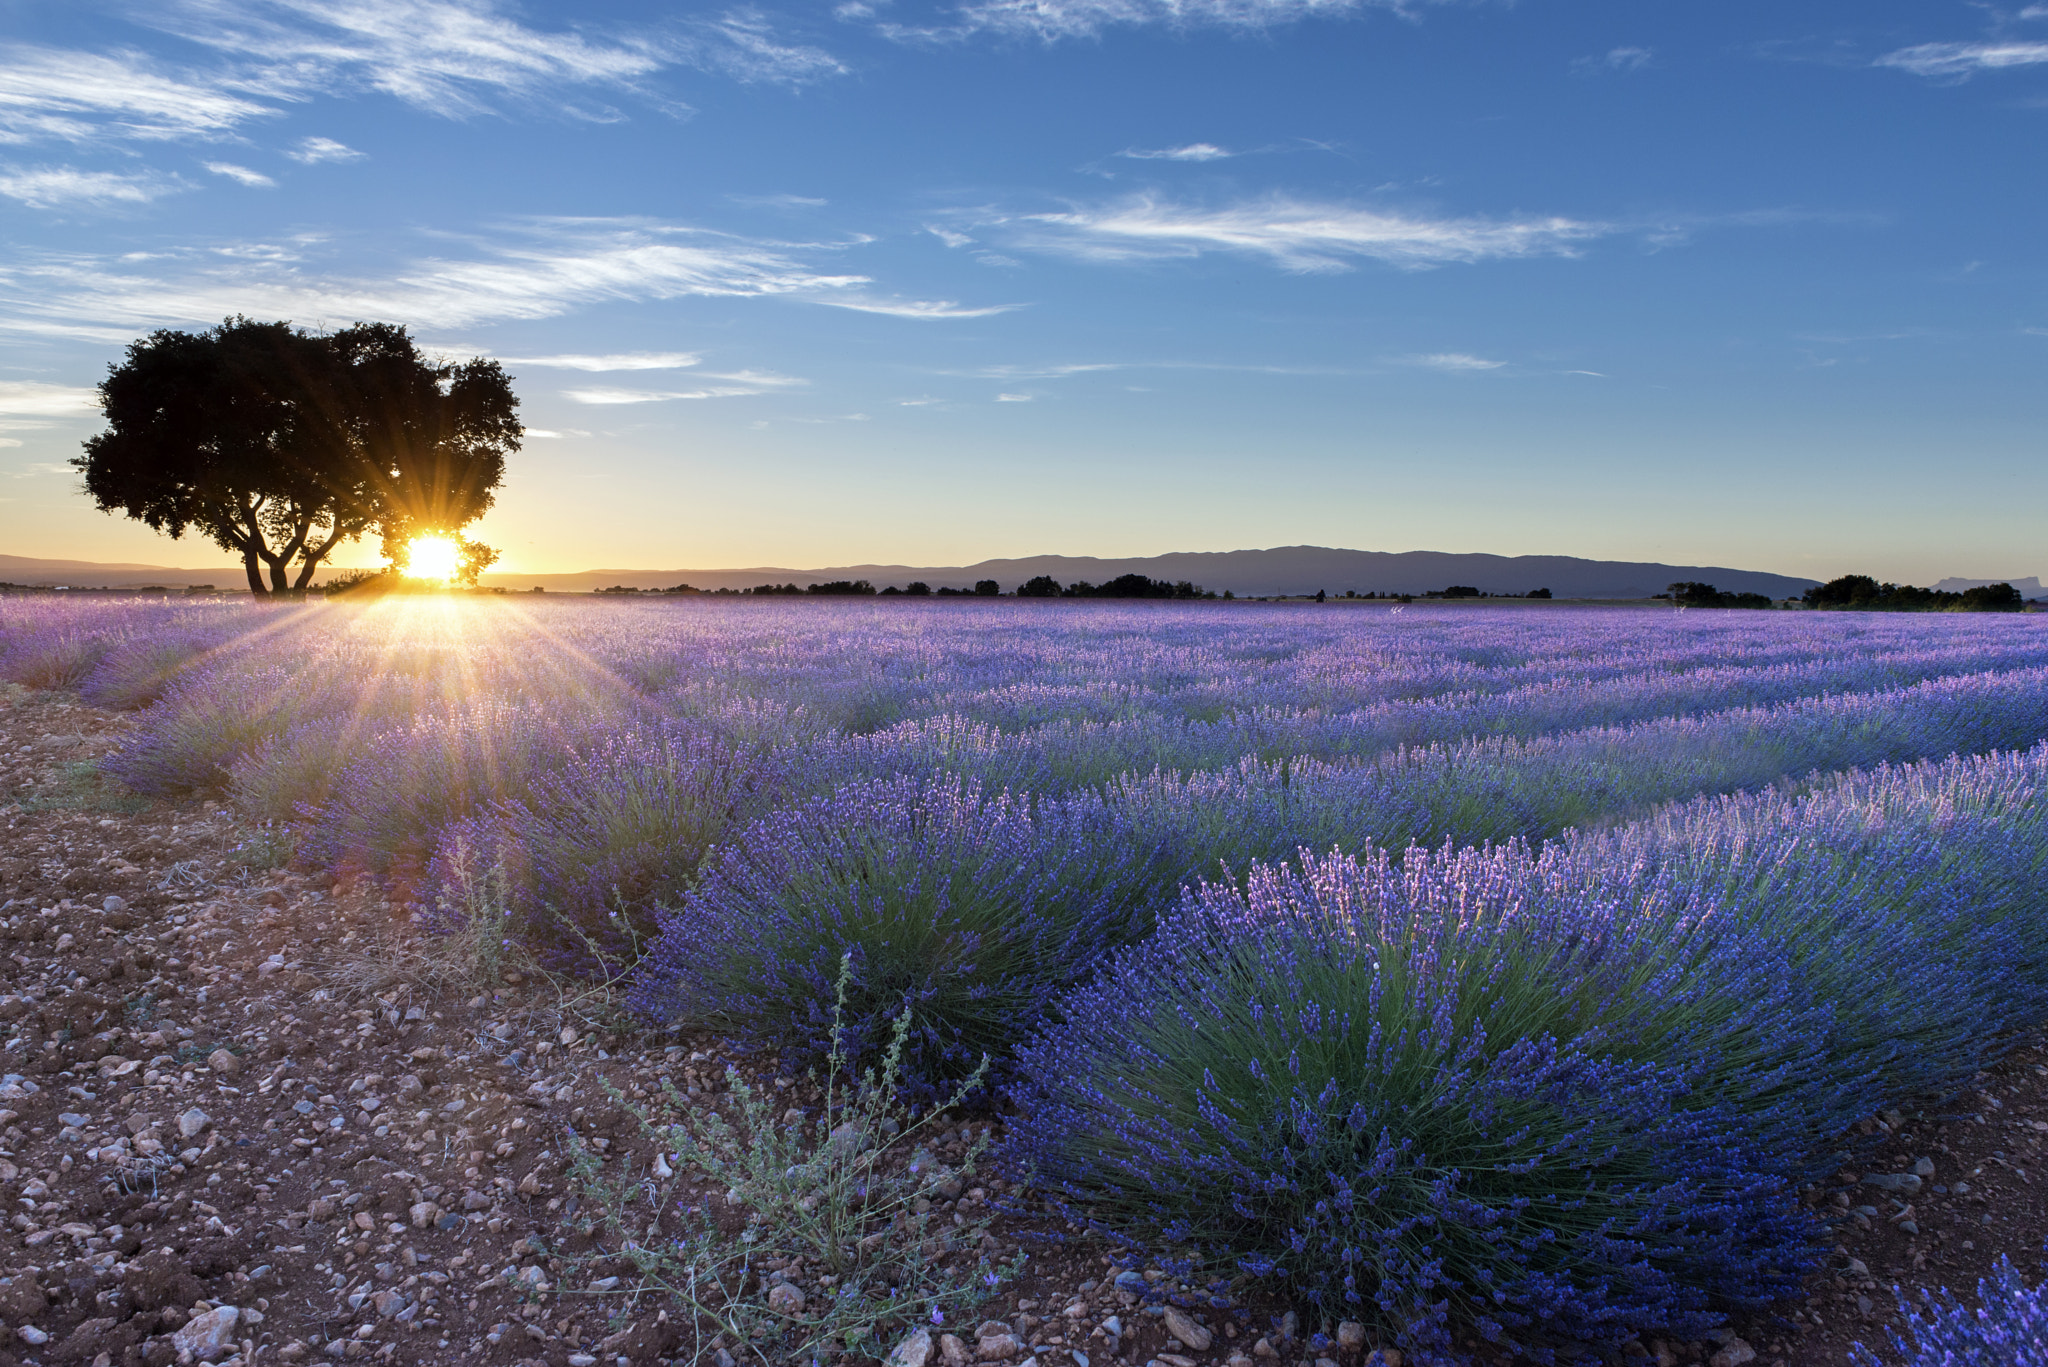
[2,547,1824,599]
[480,546,1821,600]
[1933,576,2045,598]
[0,554,250,588]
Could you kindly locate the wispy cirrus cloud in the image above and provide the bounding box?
[0,164,187,210]
[816,296,1025,318]
[151,0,669,117]
[1875,40,2048,78]
[0,45,277,146]
[0,1,843,163]
[497,352,703,371]
[1394,351,1505,371]
[152,0,843,114]
[1572,46,1652,76]
[1004,194,1609,272]
[675,10,849,84]
[0,219,874,337]
[288,136,364,163]
[564,370,805,403]
[0,382,103,417]
[204,160,276,186]
[1118,142,1235,161]
[872,0,1457,44]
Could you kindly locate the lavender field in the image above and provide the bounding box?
[6,595,2048,1364]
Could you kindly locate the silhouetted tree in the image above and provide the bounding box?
[1803,575,2017,612]
[975,579,1001,597]
[1960,583,2025,611]
[1016,575,1062,598]
[77,318,517,595]
[905,581,932,597]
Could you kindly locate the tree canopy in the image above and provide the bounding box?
[1803,575,2024,612]
[75,317,519,594]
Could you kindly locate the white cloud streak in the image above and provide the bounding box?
[0,382,102,417]
[152,0,668,118]
[0,44,278,146]
[1011,194,1609,272]
[1119,142,1234,161]
[0,219,875,334]
[1395,352,1505,371]
[815,296,1025,318]
[564,370,804,404]
[288,135,364,162]
[1876,40,2048,77]
[0,165,187,209]
[1572,46,1652,75]
[881,0,1452,43]
[675,10,849,85]
[498,351,703,370]
[204,160,277,186]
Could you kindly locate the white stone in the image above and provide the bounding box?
[178,1107,211,1139]
[888,1327,935,1367]
[1162,1308,1212,1352]
[173,1305,242,1361]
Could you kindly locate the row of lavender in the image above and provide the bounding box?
[6,597,2048,1363]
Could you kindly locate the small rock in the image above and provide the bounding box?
[1708,1337,1755,1367]
[103,896,128,914]
[767,1281,805,1316]
[1252,1340,1277,1359]
[1862,1172,1921,1195]
[1113,1271,1148,1295]
[371,1290,407,1317]
[408,1201,439,1228]
[1336,1322,1366,1352]
[888,1327,935,1367]
[1913,1157,1936,1177]
[940,1334,969,1367]
[207,1049,242,1075]
[173,1304,241,1362]
[59,1111,91,1128]
[976,1332,1023,1360]
[18,1326,50,1346]
[178,1107,211,1139]
[1162,1308,1212,1352]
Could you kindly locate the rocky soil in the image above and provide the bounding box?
[1,682,2044,1367]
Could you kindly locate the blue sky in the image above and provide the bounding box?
[1,0,2043,580]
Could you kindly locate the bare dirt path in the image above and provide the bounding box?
[0,683,2043,1367]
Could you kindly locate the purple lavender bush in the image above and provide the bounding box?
[1004,844,1826,1363]
[424,722,785,963]
[629,776,1170,1098]
[296,701,638,879]
[1851,1257,2048,1366]
[78,628,229,710]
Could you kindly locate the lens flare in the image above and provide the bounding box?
[400,535,462,583]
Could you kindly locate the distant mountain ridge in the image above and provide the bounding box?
[2,546,1835,599]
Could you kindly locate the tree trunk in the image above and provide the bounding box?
[294,527,347,591]
[242,548,268,596]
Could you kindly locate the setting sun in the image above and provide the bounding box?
[399,534,463,583]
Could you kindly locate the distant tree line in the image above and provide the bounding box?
[1803,575,2025,613]
[1658,582,1775,609]
[1015,574,1216,599]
